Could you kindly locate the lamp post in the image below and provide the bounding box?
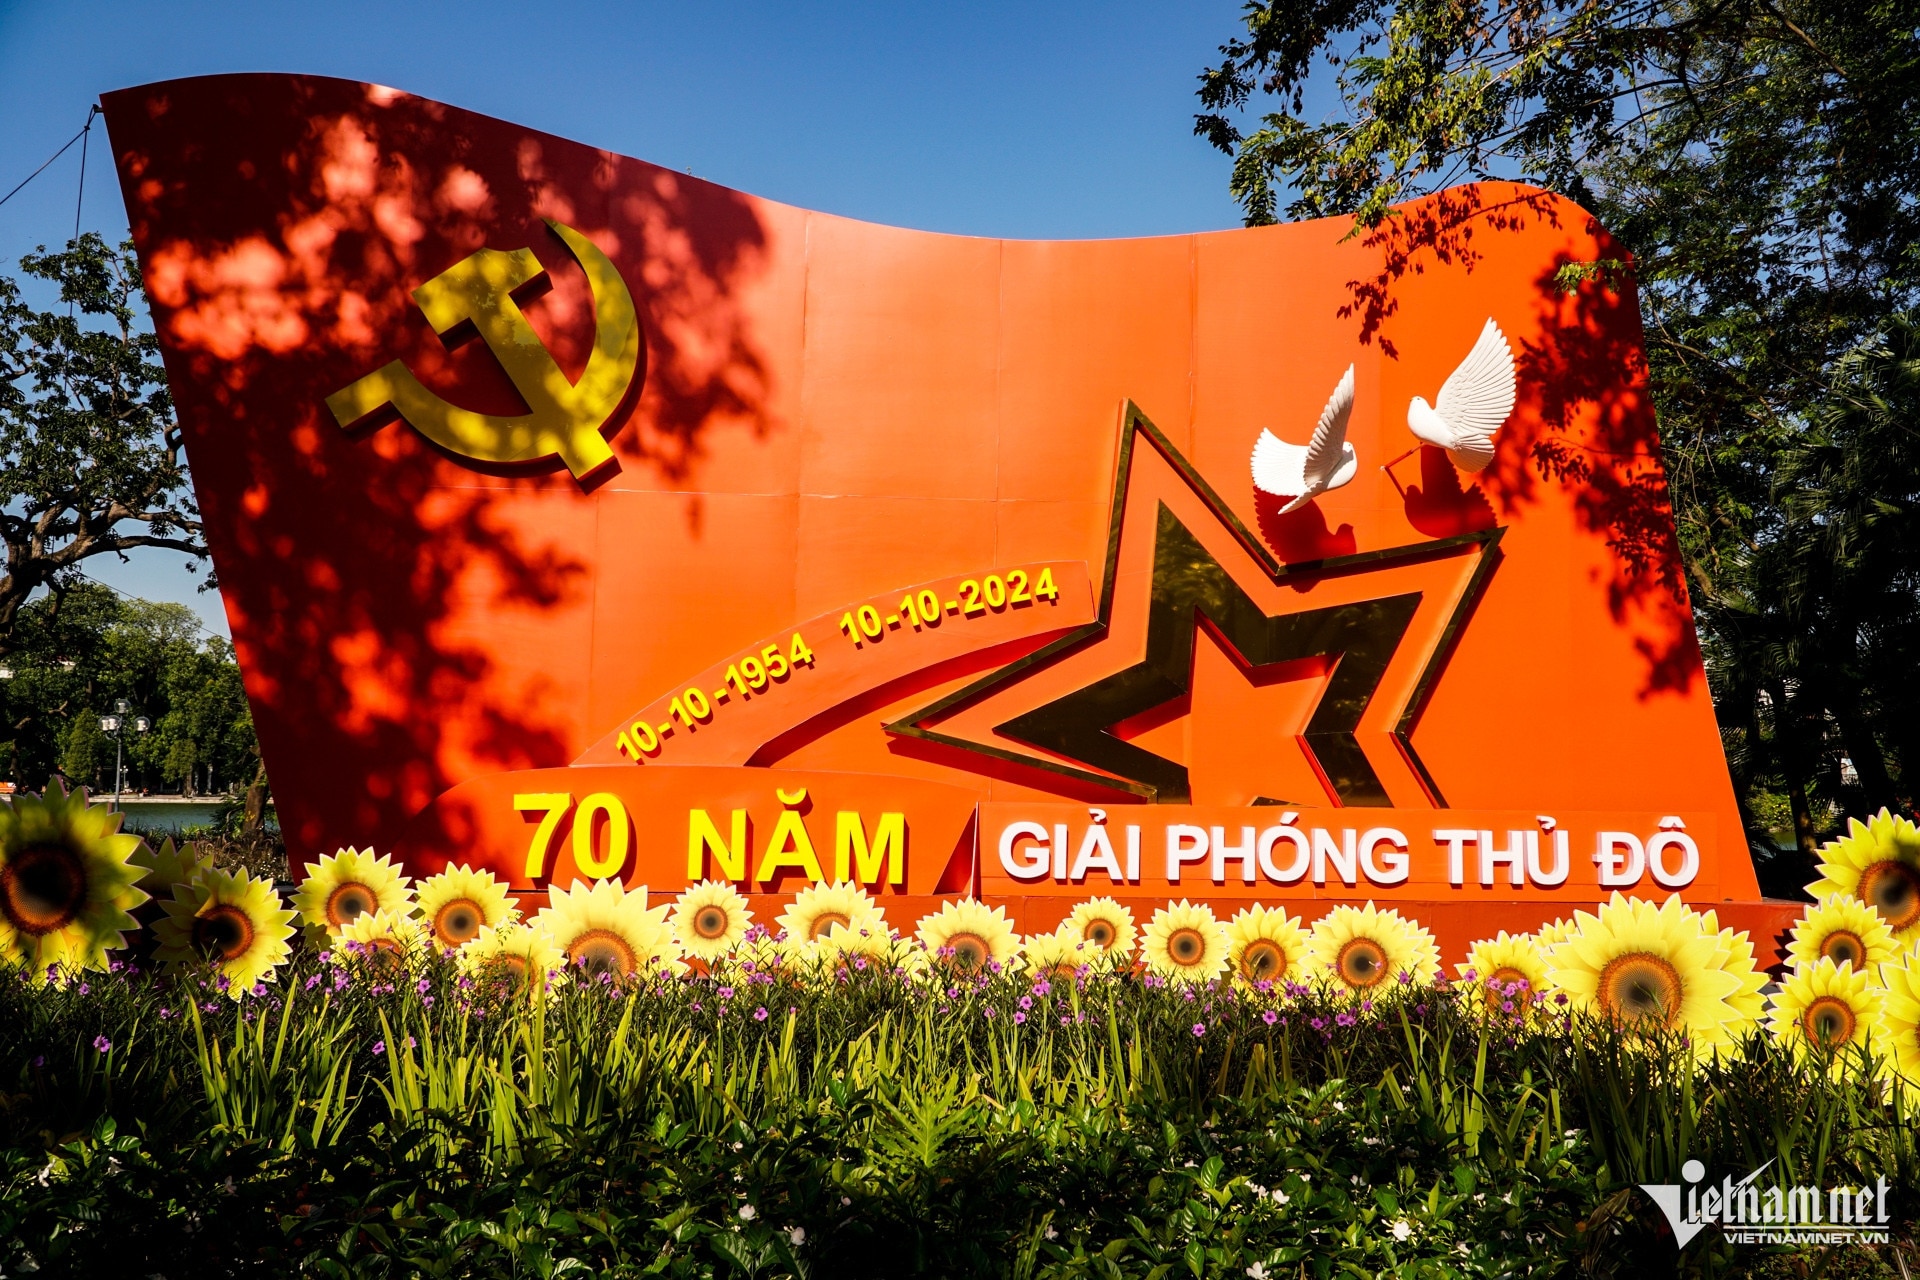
[100,699,150,811]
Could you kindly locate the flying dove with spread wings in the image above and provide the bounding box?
[1250,364,1357,514]
[1383,318,1516,475]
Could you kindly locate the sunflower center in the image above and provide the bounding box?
[482,952,533,995]
[361,936,407,975]
[0,844,87,936]
[433,899,484,946]
[694,905,730,939]
[568,928,638,978]
[1167,927,1207,967]
[1819,930,1865,969]
[326,882,378,929]
[807,911,850,942]
[192,904,256,961]
[1336,937,1388,988]
[1239,939,1286,981]
[1084,919,1116,948]
[1858,861,1920,930]
[946,932,989,970]
[1596,952,1681,1026]
[1802,995,1857,1047]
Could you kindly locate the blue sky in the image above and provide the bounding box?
[0,0,1264,640]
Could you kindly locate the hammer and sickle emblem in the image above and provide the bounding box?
[326,220,641,480]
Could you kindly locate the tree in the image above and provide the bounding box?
[0,582,256,794]
[1195,1,1920,862]
[0,233,205,659]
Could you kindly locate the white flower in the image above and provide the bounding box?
[1390,1219,1412,1242]
[840,1195,852,1206]
[1045,1224,1058,1240]
[788,1226,806,1245]
[1272,1189,1290,1205]
[1332,1100,1346,1112]
[1247,1265,1271,1280]
[738,1205,757,1221]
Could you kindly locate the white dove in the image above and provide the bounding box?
[1250,364,1356,514]
[1385,318,1516,474]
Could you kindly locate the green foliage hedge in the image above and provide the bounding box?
[0,954,1911,1278]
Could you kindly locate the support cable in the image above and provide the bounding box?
[0,107,99,214]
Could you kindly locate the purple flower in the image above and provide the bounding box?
[422,994,435,1008]
[1414,1004,1428,1016]
[1191,1023,1206,1037]
[77,983,90,995]
[1309,1017,1326,1031]
[305,975,322,991]
[1033,980,1052,996]
[252,983,268,998]
[158,1007,173,1020]
[1262,1010,1278,1026]
[372,1040,387,1056]
[1061,1016,1071,1026]
[403,1035,417,1049]
[416,978,431,994]
[983,1006,995,1019]
[691,1001,703,1012]
[1555,993,1569,1005]
[718,986,735,999]
[1018,995,1032,1010]
[1013,1012,1027,1025]
[1335,1011,1356,1028]
[92,1035,111,1054]
[753,1006,769,1021]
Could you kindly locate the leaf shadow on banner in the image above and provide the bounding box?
[1338,183,1695,698]
[112,75,777,858]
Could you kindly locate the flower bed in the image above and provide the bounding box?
[1,784,1917,1275]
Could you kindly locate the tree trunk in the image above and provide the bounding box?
[243,759,268,832]
[1824,674,1898,814]
[1772,681,1822,856]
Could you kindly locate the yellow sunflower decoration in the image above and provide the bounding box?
[1143,900,1230,985]
[134,836,215,902]
[458,921,564,999]
[776,881,887,949]
[533,879,681,980]
[1701,913,1769,1024]
[1806,807,1920,946]
[1767,957,1885,1070]
[1225,905,1308,987]
[415,864,516,952]
[1021,931,1094,981]
[292,847,413,938]
[917,899,1019,972]
[1786,895,1900,974]
[1458,931,1553,1008]
[0,781,149,976]
[1877,956,1920,1084]
[153,868,296,996]
[671,880,753,963]
[1307,902,1440,993]
[1057,896,1137,961]
[1534,916,1575,950]
[336,909,427,973]
[1546,894,1750,1044]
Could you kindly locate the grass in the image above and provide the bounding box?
[0,949,1912,1278]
